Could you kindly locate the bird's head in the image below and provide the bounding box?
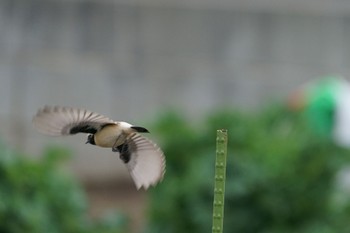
[86,134,96,145]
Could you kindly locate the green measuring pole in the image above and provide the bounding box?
[212,129,228,233]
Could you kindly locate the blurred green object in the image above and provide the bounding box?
[145,106,350,233]
[304,77,339,137]
[288,76,350,148]
[0,144,128,233]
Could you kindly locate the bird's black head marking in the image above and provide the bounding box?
[131,126,149,133]
[86,134,96,145]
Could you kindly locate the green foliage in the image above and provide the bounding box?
[146,106,350,233]
[0,144,128,233]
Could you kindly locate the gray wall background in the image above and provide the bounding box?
[1,0,350,185]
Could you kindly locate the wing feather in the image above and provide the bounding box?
[123,133,165,190]
[33,106,116,136]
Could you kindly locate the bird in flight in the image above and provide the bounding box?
[32,106,165,190]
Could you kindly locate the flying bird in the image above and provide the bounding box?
[32,106,165,190]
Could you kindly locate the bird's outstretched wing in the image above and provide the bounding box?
[121,133,165,190]
[33,106,116,136]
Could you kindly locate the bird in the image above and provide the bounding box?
[32,105,165,190]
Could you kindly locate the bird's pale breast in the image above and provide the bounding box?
[94,124,126,148]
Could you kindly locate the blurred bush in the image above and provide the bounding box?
[145,105,350,233]
[0,144,128,233]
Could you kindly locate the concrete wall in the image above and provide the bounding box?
[1,0,350,184]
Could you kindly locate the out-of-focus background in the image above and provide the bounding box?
[2,0,350,232]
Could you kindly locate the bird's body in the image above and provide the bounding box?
[32,106,165,190]
[94,123,129,148]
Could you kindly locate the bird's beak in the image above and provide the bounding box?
[85,140,89,144]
